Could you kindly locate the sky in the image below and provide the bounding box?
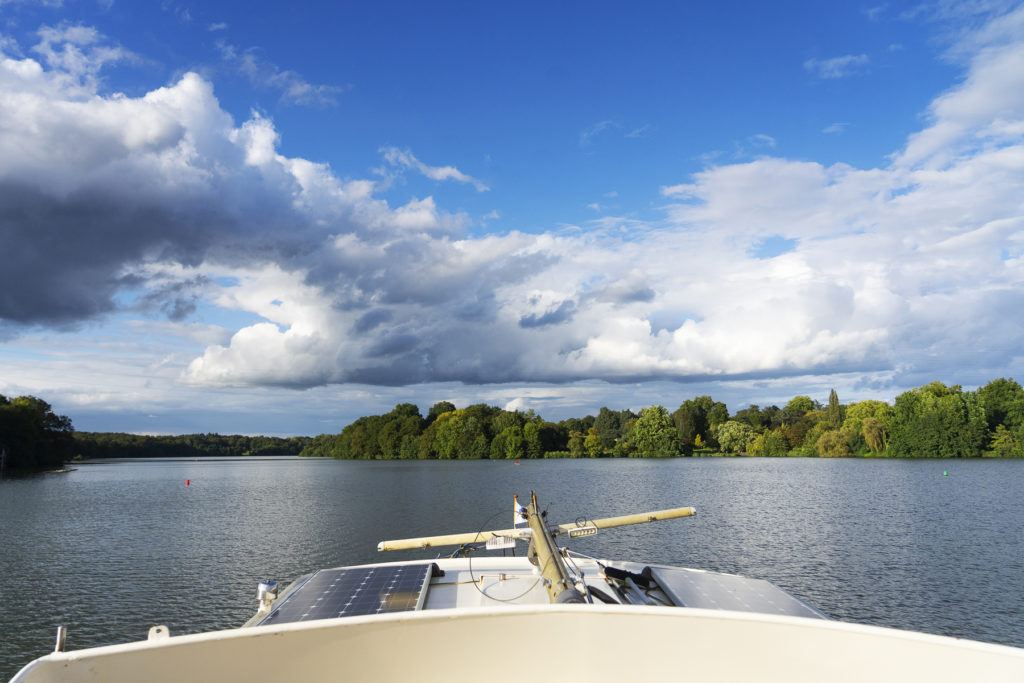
[1,1,1023,437]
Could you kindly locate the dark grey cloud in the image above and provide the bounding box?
[367,332,419,358]
[0,169,316,330]
[0,184,216,325]
[518,300,577,328]
[452,292,498,323]
[134,276,210,321]
[353,309,393,334]
[586,284,656,305]
[0,58,337,333]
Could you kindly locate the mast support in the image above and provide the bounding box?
[525,491,586,604]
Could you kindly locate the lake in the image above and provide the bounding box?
[2,456,1023,679]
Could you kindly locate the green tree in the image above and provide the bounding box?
[493,410,526,434]
[763,430,789,457]
[978,378,1024,432]
[785,395,816,415]
[734,405,764,430]
[523,422,544,459]
[389,403,422,421]
[748,430,788,457]
[799,417,829,450]
[593,407,622,449]
[399,434,420,460]
[761,405,784,430]
[827,389,843,430]
[842,400,894,439]
[502,426,524,459]
[988,424,1020,457]
[567,430,585,458]
[781,420,809,449]
[376,420,401,459]
[888,383,987,458]
[707,401,730,431]
[417,420,441,459]
[433,410,465,459]
[488,425,523,459]
[816,429,852,458]
[861,417,888,454]
[0,395,74,471]
[535,421,566,455]
[584,427,604,458]
[559,415,596,436]
[672,403,700,448]
[672,396,727,452]
[626,405,683,457]
[715,420,757,454]
[426,401,456,424]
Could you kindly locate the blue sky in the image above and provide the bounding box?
[1,1,1023,436]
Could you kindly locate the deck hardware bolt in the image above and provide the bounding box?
[148,625,170,640]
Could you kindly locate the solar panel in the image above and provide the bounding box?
[257,563,433,626]
[649,566,827,619]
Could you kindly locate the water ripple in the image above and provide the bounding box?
[2,457,1022,680]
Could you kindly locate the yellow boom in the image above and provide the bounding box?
[377,504,696,552]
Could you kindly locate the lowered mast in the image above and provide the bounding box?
[524,491,586,604]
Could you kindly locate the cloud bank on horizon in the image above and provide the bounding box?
[1,3,1023,431]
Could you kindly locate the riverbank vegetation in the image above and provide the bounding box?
[3,378,1023,471]
[72,432,312,459]
[0,395,73,473]
[0,393,311,473]
[302,378,1024,460]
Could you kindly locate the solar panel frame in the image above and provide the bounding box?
[256,563,434,626]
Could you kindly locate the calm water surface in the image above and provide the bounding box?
[2,457,1023,679]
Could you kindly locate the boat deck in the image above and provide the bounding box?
[247,555,826,627]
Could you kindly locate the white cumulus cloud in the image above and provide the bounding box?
[2,10,1023,401]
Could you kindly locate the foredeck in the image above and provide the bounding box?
[247,555,826,627]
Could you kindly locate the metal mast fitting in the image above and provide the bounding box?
[525,491,586,604]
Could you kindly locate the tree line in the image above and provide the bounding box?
[0,392,311,473]
[72,432,312,460]
[301,378,1024,460]
[3,377,1023,472]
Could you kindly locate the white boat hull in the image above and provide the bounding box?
[13,605,1024,683]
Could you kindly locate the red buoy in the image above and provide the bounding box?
[186,479,190,486]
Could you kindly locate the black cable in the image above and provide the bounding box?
[466,507,541,603]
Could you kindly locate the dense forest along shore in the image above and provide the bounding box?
[3,377,1023,473]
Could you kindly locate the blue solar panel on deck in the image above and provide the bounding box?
[257,564,432,626]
